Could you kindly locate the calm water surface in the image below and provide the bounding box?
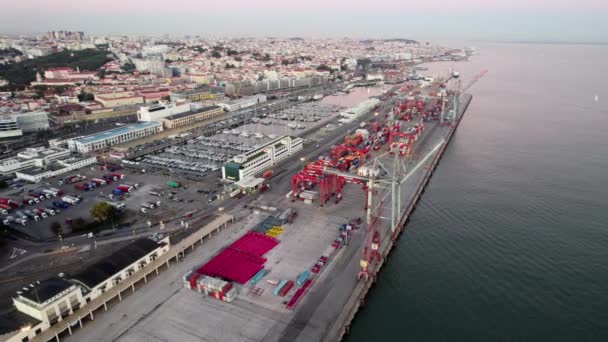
[346,43,608,341]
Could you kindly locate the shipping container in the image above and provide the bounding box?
[167,180,181,188]
[273,280,288,296]
[278,280,294,297]
[296,271,311,286]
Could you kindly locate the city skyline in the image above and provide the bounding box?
[0,0,607,42]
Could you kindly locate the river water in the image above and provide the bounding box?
[345,43,608,341]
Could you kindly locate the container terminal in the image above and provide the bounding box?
[8,70,484,342]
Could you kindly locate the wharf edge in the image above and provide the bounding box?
[325,94,473,342]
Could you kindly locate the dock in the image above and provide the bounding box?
[34,93,473,342]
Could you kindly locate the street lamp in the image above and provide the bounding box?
[300,157,306,170]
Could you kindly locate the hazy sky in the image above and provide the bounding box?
[1,0,606,42]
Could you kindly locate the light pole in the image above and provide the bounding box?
[300,157,306,170]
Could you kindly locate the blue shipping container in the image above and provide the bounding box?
[296,271,311,286]
[250,269,267,285]
[273,280,288,296]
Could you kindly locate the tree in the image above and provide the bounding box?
[316,64,333,72]
[211,51,222,58]
[78,91,95,102]
[262,54,271,62]
[122,62,135,72]
[225,63,236,69]
[71,218,87,233]
[164,59,173,64]
[281,59,290,66]
[50,222,62,236]
[90,202,116,222]
[234,56,242,62]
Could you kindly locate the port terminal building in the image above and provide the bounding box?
[222,135,303,181]
[138,102,225,129]
[2,238,170,342]
[67,121,162,154]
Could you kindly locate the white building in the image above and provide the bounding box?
[15,156,97,183]
[137,101,191,122]
[67,121,162,154]
[0,117,23,139]
[338,98,380,123]
[0,147,71,174]
[222,136,303,181]
[2,238,170,342]
[218,94,267,112]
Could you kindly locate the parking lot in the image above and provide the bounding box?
[0,165,228,240]
[132,101,341,179]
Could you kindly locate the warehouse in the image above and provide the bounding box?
[218,94,267,111]
[67,121,162,153]
[70,238,170,301]
[1,238,170,342]
[162,105,224,129]
[222,136,303,181]
[0,147,70,174]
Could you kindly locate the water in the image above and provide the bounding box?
[346,43,608,341]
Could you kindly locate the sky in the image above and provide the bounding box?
[0,0,606,42]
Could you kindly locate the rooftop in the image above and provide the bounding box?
[71,121,161,145]
[18,277,73,304]
[165,105,221,121]
[71,238,162,289]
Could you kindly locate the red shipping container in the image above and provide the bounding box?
[278,280,294,297]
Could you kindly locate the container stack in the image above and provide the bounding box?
[196,232,279,284]
[265,226,284,238]
[251,216,283,234]
[273,280,294,297]
[196,276,238,302]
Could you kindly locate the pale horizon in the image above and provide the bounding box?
[0,0,607,42]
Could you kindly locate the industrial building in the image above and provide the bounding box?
[170,87,223,102]
[338,98,380,123]
[137,102,191,122]
[67,121,162,154]
[94,92,144,108]
[0,117,23,139]
[218,94,267,112]
[0,147,71,174]
[162,105,224,129]
[222,136,303,181]
[15,156,97,183]
[2,238,170,342]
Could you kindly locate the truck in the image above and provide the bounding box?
[0,206,8,215]
[109,173,125,181]
[74,183,90,191]
[149,190,163,197]
[91,178,107,186]
[167,180,182,188]
[61,196,80,205]
[53,201,69,209]
[29,191,46,200]
[116,185,133,193]
[43,208,56,215]
[141,202,156,210]
[23,210,40,221]
[106,202,125,210]
[34,208,48,219]
[15,211,28,220]
[122,183,139,189]
[262,170,274,179]
[0,203,11,212]
[3,216,14,225]
[65,175,86,184]
[42,189,58,198]
[258,183,270,193]
[23,196,39,205]
[112,189,123,197]
[15,218,27,226]
[48,188,63,196]
[0,198,21,208]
